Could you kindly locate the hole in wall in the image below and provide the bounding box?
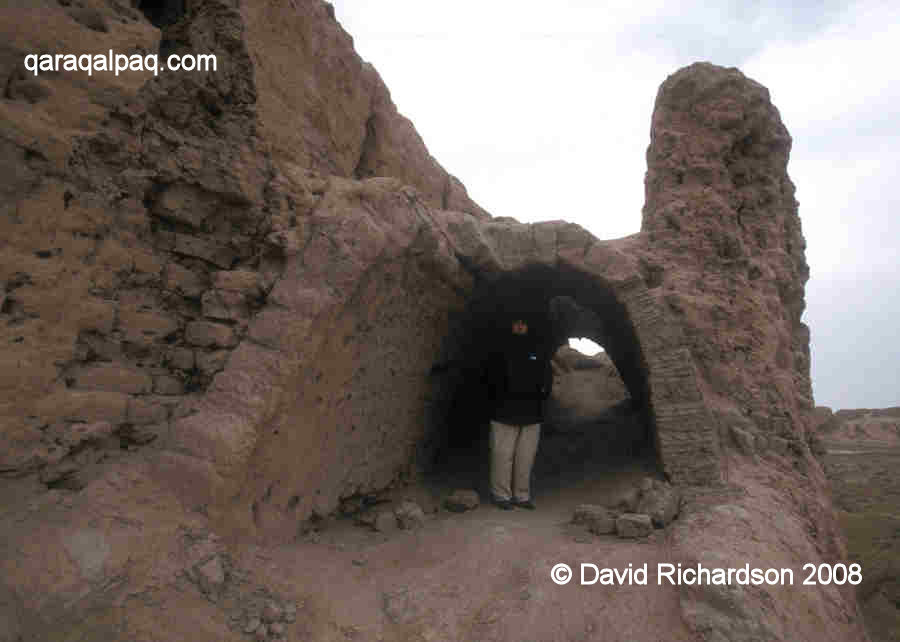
[136,0,186,29]
[424,264,659,498]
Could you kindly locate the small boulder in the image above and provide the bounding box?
[444,489,480,512]
[616,513,653,538]
[373,510,399,532]
[636,479,681,528]
[395,500,425,530]
[611,486,640,512]
[572,504,617,535]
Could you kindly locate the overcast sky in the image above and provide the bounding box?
[331,0,899,410]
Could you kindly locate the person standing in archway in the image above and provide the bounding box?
[483,317,554,510]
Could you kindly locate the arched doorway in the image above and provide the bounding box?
[423,222,721,488]
[427,263,661,492]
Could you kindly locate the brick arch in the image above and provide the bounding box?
[446,217,721,484]
[162,184,720,532]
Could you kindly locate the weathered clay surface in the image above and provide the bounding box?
[0,1,868,641]
[637,62,814,452]
[815,406,900,445]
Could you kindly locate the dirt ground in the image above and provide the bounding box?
[254,447,692,641]
[1,428,873,641]
[1,446,688,642]
[823,442,900,642]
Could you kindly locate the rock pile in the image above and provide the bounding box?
[573,478,682,538]
[444,489,481,512]
[356,499,427,532]
[232,601,297,641]
[231,599,298,642]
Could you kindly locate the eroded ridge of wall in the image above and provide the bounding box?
[0,0,483,488]
[639,63,813,453]
[0,0,820,532]
[0,0,275,491]
[633,63,867,642]
[0,0,494,632]
[241,0,488,217]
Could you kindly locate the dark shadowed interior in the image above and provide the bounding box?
[425,263,660,494]
[137,0,187,28]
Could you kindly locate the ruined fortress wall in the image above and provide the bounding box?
[0,0,480,489]
[638,63,814,453]
[0,0,821,532]
[1,0,720,521]
[0,3,868,640]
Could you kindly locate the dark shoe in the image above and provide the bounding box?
[492,498,514,510]
[512,498,536,510]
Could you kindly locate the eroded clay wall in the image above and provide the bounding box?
[638,63,814,454]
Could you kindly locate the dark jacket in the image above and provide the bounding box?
[483,334,554,425]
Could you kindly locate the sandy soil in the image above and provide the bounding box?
[229,451,693,642]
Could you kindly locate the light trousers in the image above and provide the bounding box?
[489,420,541,502]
